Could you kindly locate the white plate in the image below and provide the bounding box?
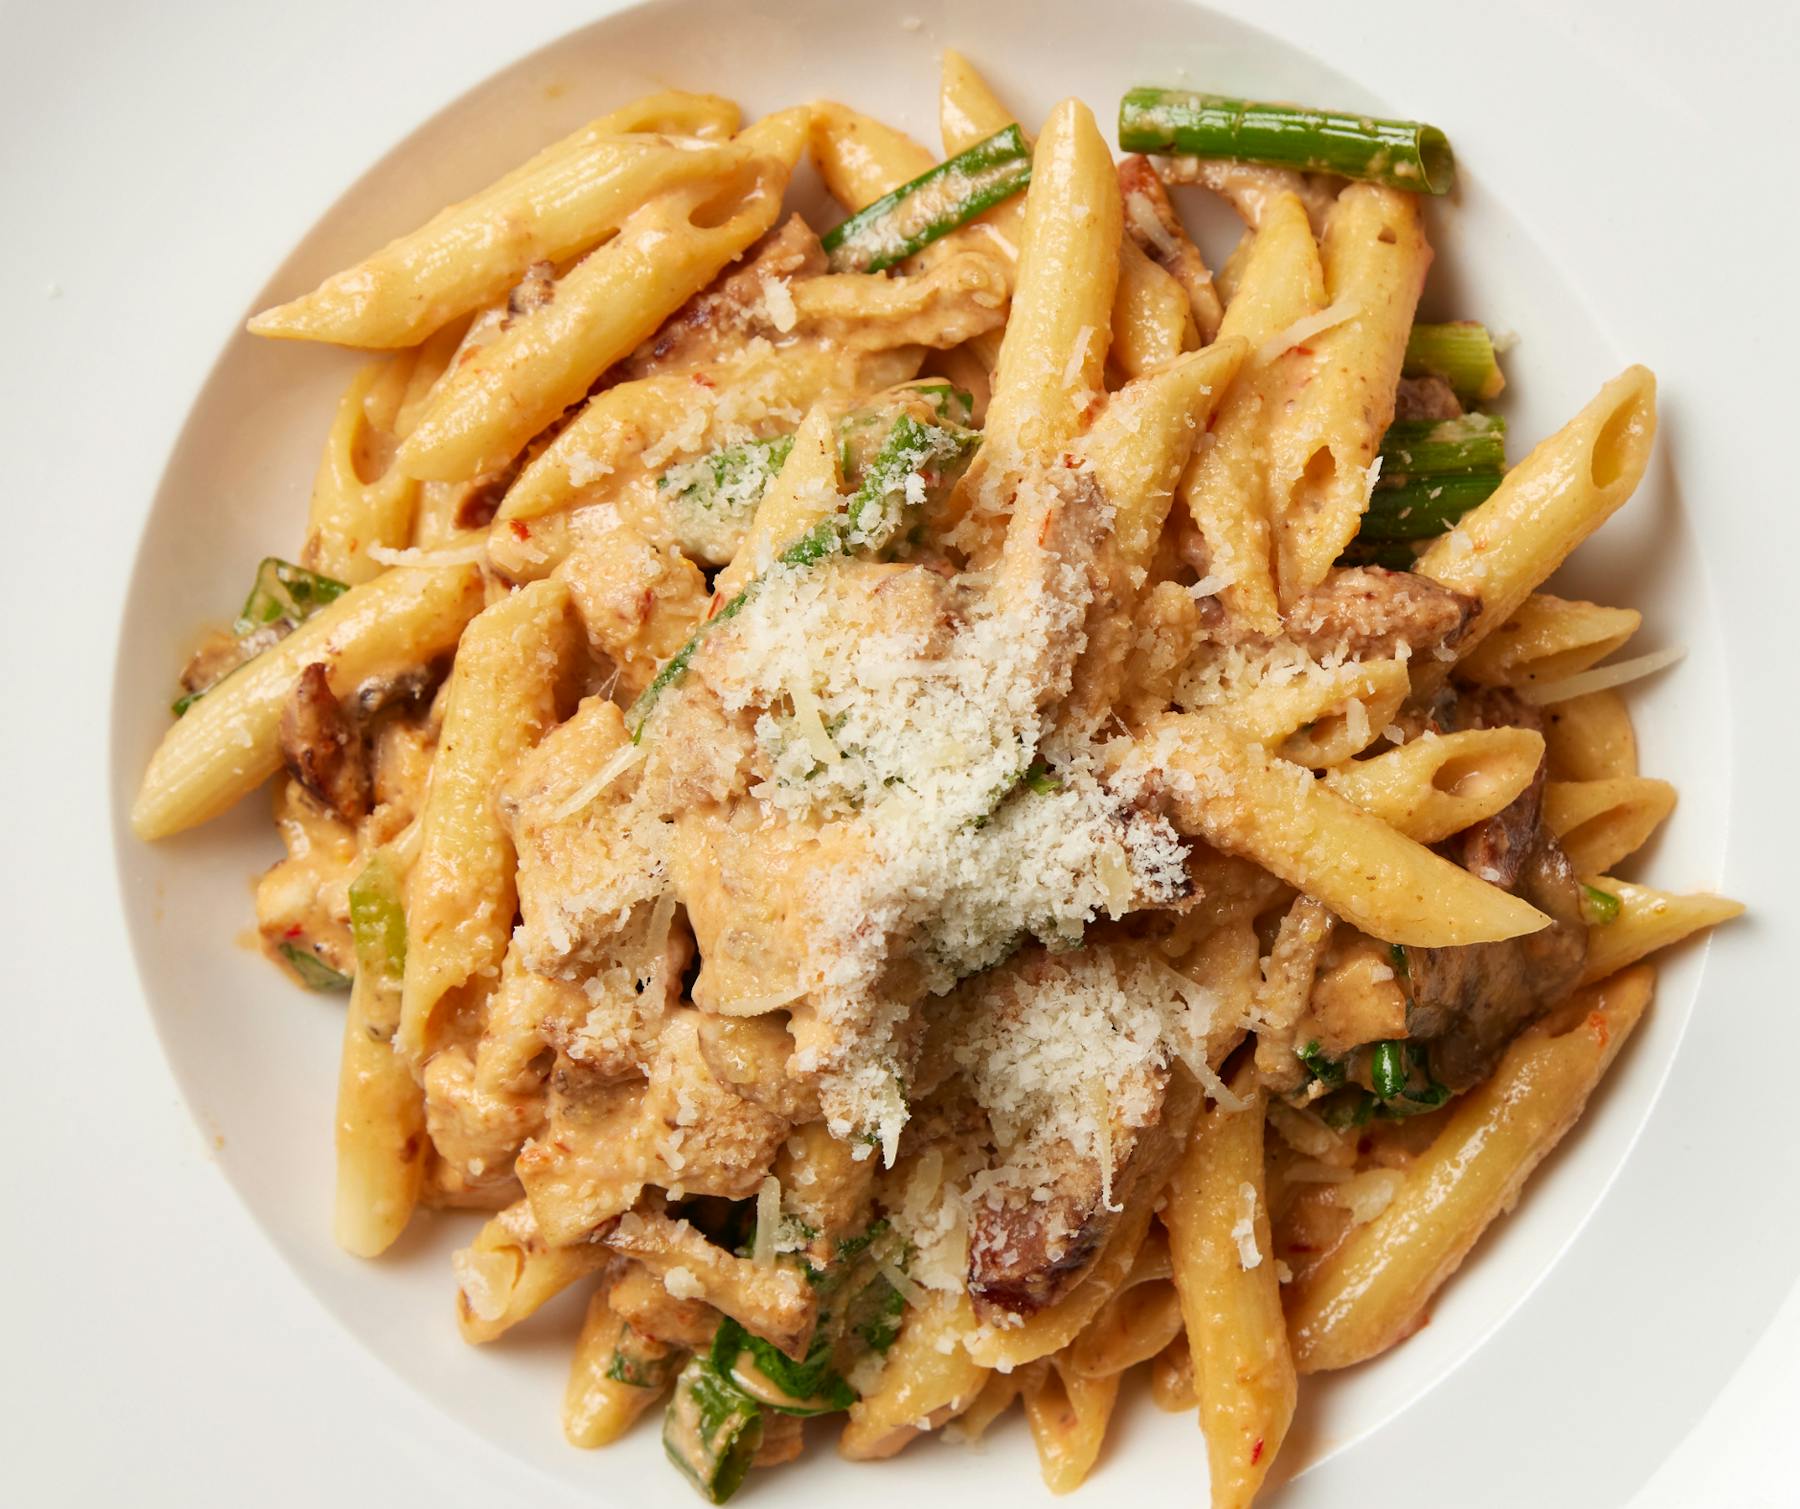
[6,1,1797,1504]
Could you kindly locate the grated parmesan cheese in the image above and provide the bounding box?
[1230,1181,1263,1269]
[663,1265,704,1300]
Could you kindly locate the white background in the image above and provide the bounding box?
[2,1,1795,1505]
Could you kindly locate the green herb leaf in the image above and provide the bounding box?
[278,941,351,992]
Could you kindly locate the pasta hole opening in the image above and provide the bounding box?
[1590,388,1653,490]
[1431,753,1501,799]
[687,166,765,230]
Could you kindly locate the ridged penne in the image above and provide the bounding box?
[1324,727,1546,843]
[1135,713,1551,946]
[1542,689,1639,781]
[1287,967,1656,1372]
[839,1293,988,1460]
[250,93,744,348]
[1164,1074,1294,1509]
[1022,1356,1121,1493]
[454,1198,609,1344]
[131,564,484,839]
[400,126,803,482]
[1415,367,1658,676]
[1457,593,1642,690]
[1579,879,1742,986]
[1543,776,1676,875]
[397,579,584,1065]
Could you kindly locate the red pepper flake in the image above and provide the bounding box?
[691,371,715,388]
[283,924,303,940]
[509,519,531,541]
[1250,1438,1264,1465]
[1296,345,1314,356]
[1588,1010,1610,1048]
[1060,452,1079,468]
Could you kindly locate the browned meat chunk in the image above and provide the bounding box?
[278,661,367,821]
[1401,689,1587,1089]
[1286,566,1477,662]
[502,259,556,326]
[1393,374,1464,423]
[611,215,827,381]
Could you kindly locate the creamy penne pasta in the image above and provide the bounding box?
[135,66,1741,1509]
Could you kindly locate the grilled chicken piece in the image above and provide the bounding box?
[277,661,367,821]
[1285,566,1476,662]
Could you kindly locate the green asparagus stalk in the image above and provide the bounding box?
[1580,883,1622,926]
[1377,414,1505,476]
[1403,322,1505,401]
[1359,473,1501,543]
[663,1358,763,1504]
[1118,87,1455,194]
[627,399,976,738]
[822,124,1033,273]
[658,435,795,519]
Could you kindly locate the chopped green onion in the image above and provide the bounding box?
[1023,760,1062,795]
[607,1322,684,1389]
[236,557,349,634]
[1580,883,1622,926]
[1404,322,1505,402]
[1118,88,1455,194]
[278,942,351,992]
[174,557,348,716]
[663,1359,763,1504]
[1369,1040,1408,1100]
[1297,1039,1347,1088]
[1378,414,1506,476]
[710,1318,855,1417]
[659,434,794,515]
[1360,473,1501,543]
[822,124,1033,273]
[348,853,407,983]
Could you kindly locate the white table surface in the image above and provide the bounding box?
[2,1,1794,1504]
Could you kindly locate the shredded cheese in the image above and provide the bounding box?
[1519,645,1686,706]
[1255,297,1360,366]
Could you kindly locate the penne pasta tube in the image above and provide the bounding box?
[1149,1335,1197,1412]
[304,360,419,584]
[1111,235,1196,376]
[333,848,425,1258]
[131,564,484,840]
[1324,727,1546,844]
[977,97,1122,476]
[1578,879,1742,986]
[1266,184,1432,607]
[251,94,745,347]
[1457,593,1642,690]
[1413,367,1658,678]
[397,580,584,1065]
[1543,776,1676,876]
[564,1288,679,1448]
[839,1293,988,1461]
[1132,713,1551,946]
[1023,1356,1120,1494]
[1164,1072,1294,1509]
[455,1198,609,1344]
[810,101,936,210]
[401,113,807,482]
[1287,966,1656,1372]
[1177,190,1324,632]
[1542,688,1639,781]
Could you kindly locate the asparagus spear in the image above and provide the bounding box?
[348,852,407,982]
[822,124,1033,272]
[1118,87,1455,194]
[1359,473,1501,542]
[1377,414,1505,476]
[1403,321,1506,401]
